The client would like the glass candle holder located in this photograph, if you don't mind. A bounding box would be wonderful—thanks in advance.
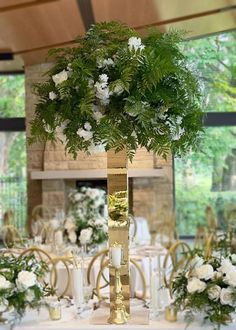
[49,301,61,321]
[165,306,177,322]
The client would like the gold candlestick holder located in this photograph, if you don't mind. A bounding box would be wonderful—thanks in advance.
[165,305,177,322]
[108,266,129,325]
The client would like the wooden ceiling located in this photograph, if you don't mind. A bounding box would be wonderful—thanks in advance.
[0,0,236,72]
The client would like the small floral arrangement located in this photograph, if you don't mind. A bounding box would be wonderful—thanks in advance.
[29,21,203,160]
[0,255,48,318]
[108,191,128,221]
[172,254,236,330]
[64,187,107,246]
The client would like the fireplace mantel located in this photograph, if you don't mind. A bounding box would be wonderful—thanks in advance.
[30,168,165,180]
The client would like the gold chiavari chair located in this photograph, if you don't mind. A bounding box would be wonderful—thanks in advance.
[194,225,209,250]
[49,256,73,298]
[1,224,23,248]
[31,204,52,237]
[87,248,147,302]
[163,240,191,290]
[19,246,53,263]
[157,222,178,249]
[205,205,217,232]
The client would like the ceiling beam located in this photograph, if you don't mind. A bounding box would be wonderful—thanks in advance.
[0,0,60,13]
[134,5,236,31]
[76,0,95,31]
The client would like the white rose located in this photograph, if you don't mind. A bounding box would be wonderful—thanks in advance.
[190,255,204,268]
[25,289,35,302]
[79,228,93,245]
[68,230,77,244]
[77,128,93,141]
[208,285,221,301]
[224,268,236,287]
[220,288,234,306]
[16,271,37,291]
[196,264,214,280]
[218,259,234,274]
[187,277,206,293]
[0,299,8,313]
[52,70,68,86]
[49,91,57,100]
[0,275,11,290]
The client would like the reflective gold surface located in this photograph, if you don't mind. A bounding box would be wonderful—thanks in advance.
[107,149,130,317]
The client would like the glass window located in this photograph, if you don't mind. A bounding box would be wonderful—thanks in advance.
[0,75,25,117]
[175,127,236,236]
[0,75,26,230]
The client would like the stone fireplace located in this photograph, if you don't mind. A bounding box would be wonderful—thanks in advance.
[25,63,173,227]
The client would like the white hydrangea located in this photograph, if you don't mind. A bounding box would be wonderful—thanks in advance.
[128,37,145,52]
[49,91,57,100]
[52,70,68,86]
[0,275,11,290]
[79,228,93,245]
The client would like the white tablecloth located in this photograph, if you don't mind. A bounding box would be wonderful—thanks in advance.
[12,306,235,330]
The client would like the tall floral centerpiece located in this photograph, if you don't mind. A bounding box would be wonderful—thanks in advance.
[64,187,107,247]
[29,21,203,321]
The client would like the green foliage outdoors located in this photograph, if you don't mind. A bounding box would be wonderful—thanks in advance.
[30,21,203,160]
[176,32,236,236]
[0,75,26,229]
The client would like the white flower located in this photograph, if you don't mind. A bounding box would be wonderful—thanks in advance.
[52,70,68,86]
[231,254,236,264]
[223,267,236,286]
[74,193,83,201]
[171,127,185,141]
[87,143,105,154]
[0,299,8,313]
[208,285,221,301]
[113,84,124,95]
[79,228,93,245]
[84,122,92,131]
[49,91,57,100]
[42,120,53,134]
[25,289,35,302]
[67,63,73,71]
[99,74,109,84]
[190,255,204,268]
[88,78,94,87]
[128,37,145,52]
[92,111,104,122]
[77,128,93,141]
[68,230,77,244]
[187,277,206,293]
[0,275,11,290]
[220,287,234,306]
[97,58,115,68]
[16,271,37,291]
[176,116,183,125]
[218,259,234,274]
[196,264,214,280]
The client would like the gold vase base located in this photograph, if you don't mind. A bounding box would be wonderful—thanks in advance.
[0,315,8,325]
[108,309,129,325]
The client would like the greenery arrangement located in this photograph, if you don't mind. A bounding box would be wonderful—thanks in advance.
[64,187,107,246]
[29,21,203,160]
[172,254,236,330]
[0,255,48,318]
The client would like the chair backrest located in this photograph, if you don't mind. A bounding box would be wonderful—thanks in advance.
[163,240,191,290]
[205,205,217,231]
[87,248,147,301]
[194,225,208,249]
[1,224,23,248]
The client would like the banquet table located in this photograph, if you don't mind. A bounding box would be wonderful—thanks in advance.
[11,305,235,330]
